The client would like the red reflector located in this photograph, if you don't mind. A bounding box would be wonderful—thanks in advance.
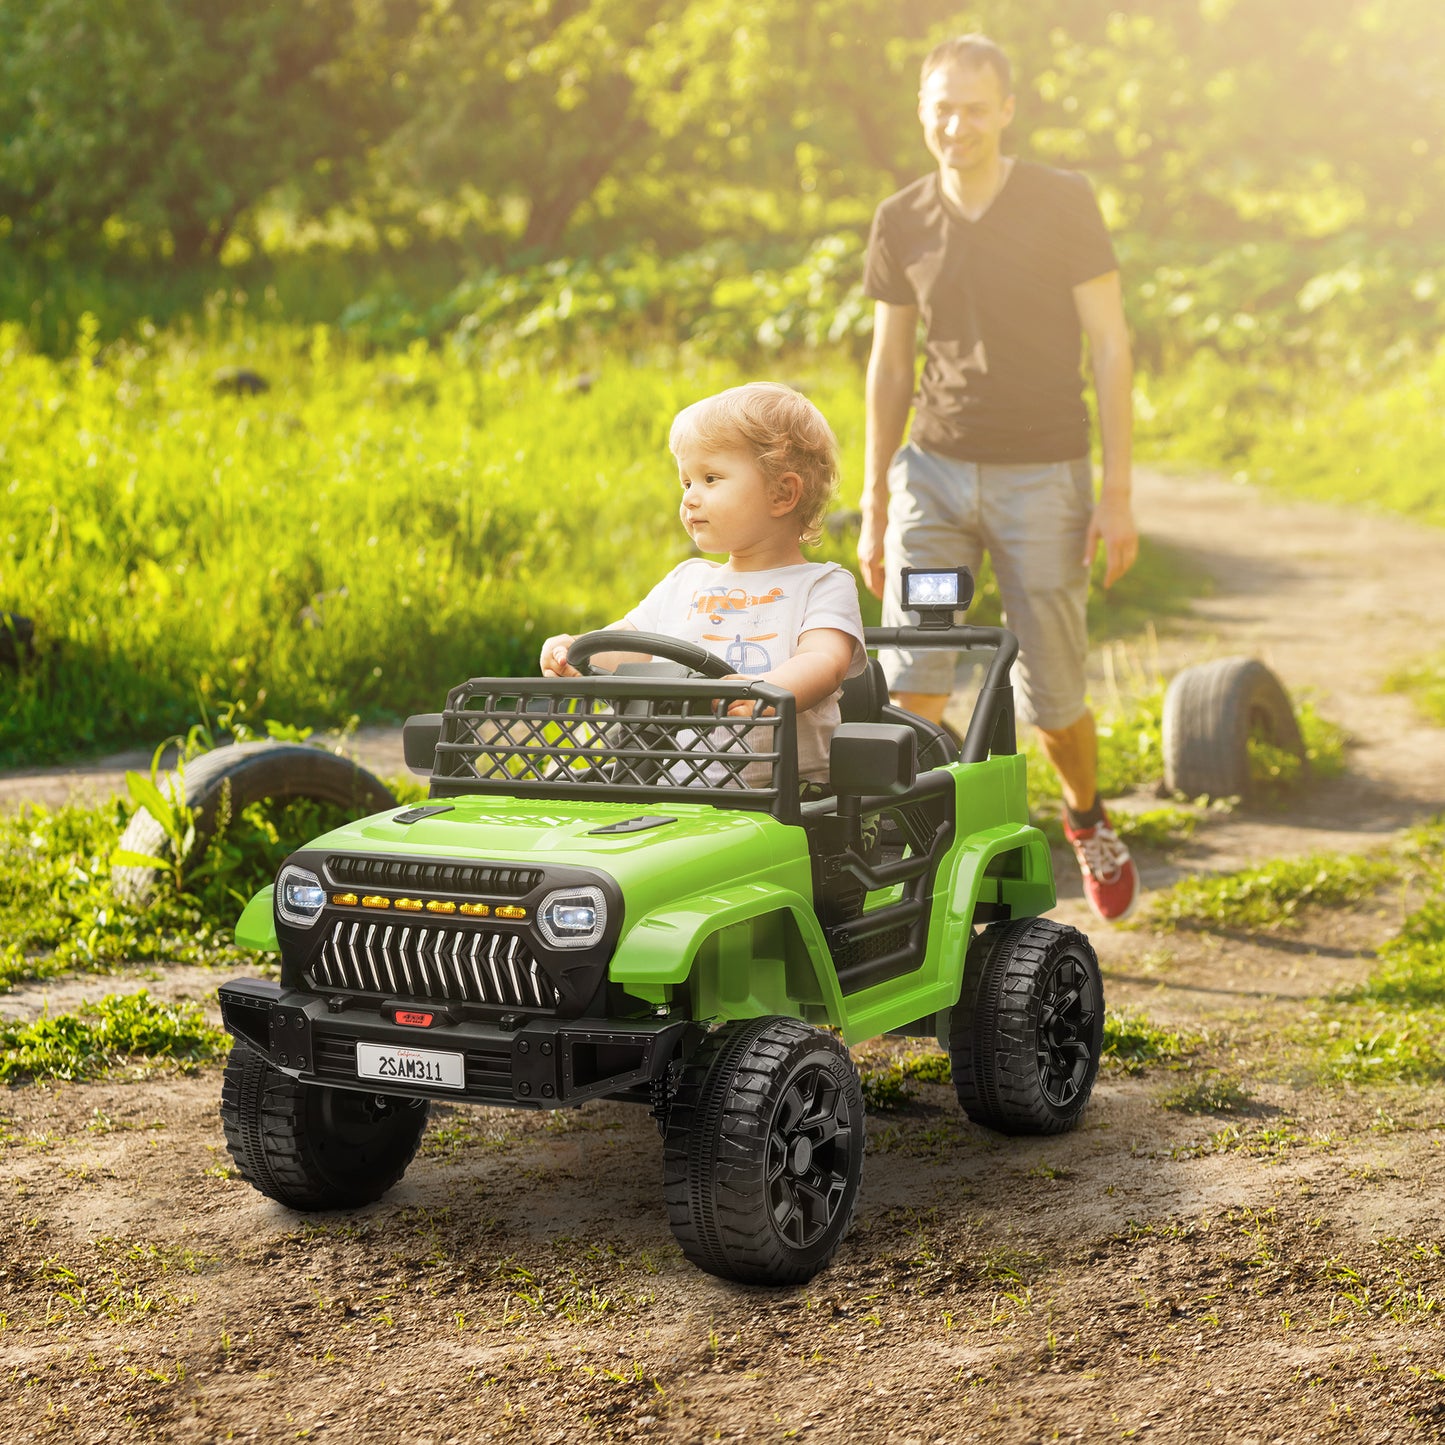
[395,1010,434,1028]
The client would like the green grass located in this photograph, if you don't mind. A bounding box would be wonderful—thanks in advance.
[0,990,228,1083]
[1137,342,1445,529]
[0,315,1215,768]
[1160,1073,1252,1113]
[0,797,232,990]
[861,1013,1200,1103]
[1102,1010,1200,1075]
[1313,841,1445,1082]
[1113,806,1200,850]
[1386,654,1445,727]
[0,758,417,991]
[1146,849,1398,932]
[856,1049,954,1109]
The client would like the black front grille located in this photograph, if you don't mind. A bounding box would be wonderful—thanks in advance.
[324,857,543,898]
[308,919,559,1010]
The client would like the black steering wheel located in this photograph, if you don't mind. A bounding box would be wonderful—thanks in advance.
[567,630,736,681]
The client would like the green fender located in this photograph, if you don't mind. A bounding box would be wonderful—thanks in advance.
[235,885,279,953]
[829,821,1055,1046]
[609,883,844,1027]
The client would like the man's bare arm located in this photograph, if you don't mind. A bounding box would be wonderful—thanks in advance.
[1074,270,1138,589]
[858,300,918,599]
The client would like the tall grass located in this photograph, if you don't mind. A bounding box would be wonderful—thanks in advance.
[0,321,756,761]
[0,318,1205,765]
[1136,342,1445,527]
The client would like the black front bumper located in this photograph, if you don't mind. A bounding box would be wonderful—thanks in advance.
[219,978,691,1108]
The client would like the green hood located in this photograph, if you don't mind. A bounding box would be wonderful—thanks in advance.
[303,795,804,897]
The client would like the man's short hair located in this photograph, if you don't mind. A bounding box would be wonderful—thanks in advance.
[919,33,1012,98]
[670,382,839,547]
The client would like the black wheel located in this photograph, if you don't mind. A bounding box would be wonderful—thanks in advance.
[1161,657,1305,802]
[113,741,396,905]
[219,1045,429,1210]
[663,1018,865,1286]
[950,917,1103,1135]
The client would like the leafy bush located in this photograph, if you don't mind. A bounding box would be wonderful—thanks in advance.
[0,990,228,1083]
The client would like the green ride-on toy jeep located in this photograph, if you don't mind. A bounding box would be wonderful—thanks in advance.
[218,567,1104,1286]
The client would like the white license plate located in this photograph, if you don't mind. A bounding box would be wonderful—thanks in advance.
[356,1041,465,1091]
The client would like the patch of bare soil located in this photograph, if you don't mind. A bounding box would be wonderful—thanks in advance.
[3,469,1445,1443]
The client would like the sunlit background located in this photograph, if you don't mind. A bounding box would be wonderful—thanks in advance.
[2,0,1443,759]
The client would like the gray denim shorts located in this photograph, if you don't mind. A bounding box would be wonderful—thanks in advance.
[880,442,1094,731]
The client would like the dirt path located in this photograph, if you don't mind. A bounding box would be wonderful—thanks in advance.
[3,468,1445,1444]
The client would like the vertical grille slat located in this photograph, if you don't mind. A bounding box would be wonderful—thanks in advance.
[486,934,506,1000]
[468,932,488,1003]
[450,933,469,1000]
[307,919,557,1010]
[504,936,524,1001]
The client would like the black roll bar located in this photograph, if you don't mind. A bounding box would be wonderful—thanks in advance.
[862,624,1019,765]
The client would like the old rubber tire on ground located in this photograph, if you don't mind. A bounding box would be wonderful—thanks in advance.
[1161,656,1305,802]
[950,917,1103,1136]
[663,1017,866,1286]
[220,1045,429,1210]
[113,741,396,905]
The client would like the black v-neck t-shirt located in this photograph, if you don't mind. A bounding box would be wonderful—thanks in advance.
[863,162,1117,464]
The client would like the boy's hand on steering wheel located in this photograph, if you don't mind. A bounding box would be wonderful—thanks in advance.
[540,634,580,677]
[720,673,775,718]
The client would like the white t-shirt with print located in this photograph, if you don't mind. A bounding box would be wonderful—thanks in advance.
[623,559,867,783]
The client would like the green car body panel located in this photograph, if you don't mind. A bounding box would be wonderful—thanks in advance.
[232,755,1049,1046]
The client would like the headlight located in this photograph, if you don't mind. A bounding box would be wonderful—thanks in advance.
[277,864,327,928]
[537,886,607,949]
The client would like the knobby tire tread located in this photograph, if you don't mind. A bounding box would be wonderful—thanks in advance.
[1162,657,1303,802]
[663,1018,864,1286]
[220,1045,427,1211]
[950,917,1102,1137]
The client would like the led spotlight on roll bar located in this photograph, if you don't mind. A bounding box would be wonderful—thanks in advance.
[900,566,975,629]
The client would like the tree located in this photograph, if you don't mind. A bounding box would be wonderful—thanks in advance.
[0,0,419,262]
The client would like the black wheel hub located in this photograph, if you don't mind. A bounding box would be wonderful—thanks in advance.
[1034,952,1100,1108]
[765,1063,854,1250]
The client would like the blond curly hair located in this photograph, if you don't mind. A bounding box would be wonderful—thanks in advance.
[669,382,840,546]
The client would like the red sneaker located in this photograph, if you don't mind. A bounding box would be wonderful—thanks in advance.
[1062,807,1140,923]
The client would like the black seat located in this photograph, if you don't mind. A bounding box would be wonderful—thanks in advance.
[839,658,889,724]
[839,658,958,769]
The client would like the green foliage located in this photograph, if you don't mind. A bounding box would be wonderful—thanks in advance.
[1113,807,1199,852]
[856,1049,952,1110]
[1148,850,1398,933]
[1315,869,1445,1084]
[0,322,750,761]
[1025,684,1167,809]
[0,772,396,990]
[1138,342,1445,527]
[0,0,412,263]
[1386,655,1445,728]
[1159,1073,1251,1114]
[1102,1010,1198,1075]
[5,1,1443,272]
[0,990,228,1083]
[0,798,235,990]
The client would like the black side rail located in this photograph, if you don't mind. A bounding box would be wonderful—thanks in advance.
[862,624,1019,764]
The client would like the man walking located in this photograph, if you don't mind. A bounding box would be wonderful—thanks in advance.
[857,33,1140,922]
